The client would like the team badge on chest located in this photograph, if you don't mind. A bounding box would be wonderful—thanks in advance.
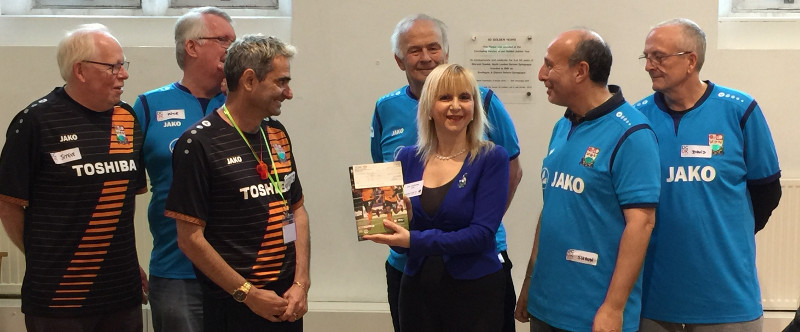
[708,134,724,155]
[114,125,129,145]
[579,146,599,168]
[273,143,287,162]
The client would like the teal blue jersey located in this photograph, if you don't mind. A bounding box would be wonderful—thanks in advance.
[528,86,661,332]
[133,83,226,279]
[635,82,780,323]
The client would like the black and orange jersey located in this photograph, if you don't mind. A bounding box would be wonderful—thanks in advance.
[165,111,303,298]
[361,188,374,201]
[0,87,146,317]
[381,186,398,202]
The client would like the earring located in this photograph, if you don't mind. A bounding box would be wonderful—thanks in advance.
[428,116,432,120]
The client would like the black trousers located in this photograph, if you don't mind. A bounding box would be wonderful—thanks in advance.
[25,304,142,332]
[387,252,516,332]
[399,256,505,332]
[203,277,302,332]
[529,315,571,332]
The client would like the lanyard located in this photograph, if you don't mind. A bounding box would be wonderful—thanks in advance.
[222,105,287,206]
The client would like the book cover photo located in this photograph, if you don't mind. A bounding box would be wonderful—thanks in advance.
[349,162,409,241]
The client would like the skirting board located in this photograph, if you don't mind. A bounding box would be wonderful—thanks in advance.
[0,300,794,331]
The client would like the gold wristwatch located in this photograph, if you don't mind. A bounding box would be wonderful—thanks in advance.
[232,281,252,302]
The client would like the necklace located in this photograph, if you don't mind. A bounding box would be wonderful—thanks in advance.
[434,148,467,160]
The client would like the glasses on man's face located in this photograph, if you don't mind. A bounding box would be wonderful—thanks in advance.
[198,36,234,48]
[638,51,692,68]
[82,60,130,75]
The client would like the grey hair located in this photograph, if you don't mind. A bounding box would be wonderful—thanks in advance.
[416,64,493,163]
[174,6,232,69]
[391,14,448,59]
[653,18,706,71]
[57,23,117,82]
[224,34,296,92]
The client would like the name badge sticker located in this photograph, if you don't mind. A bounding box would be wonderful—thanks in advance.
[282,212,297,244]
[155,109,186,122]
[566,249,598,266]
[51,147,82,165]
[681,145,712,158]
[404,181,423,197]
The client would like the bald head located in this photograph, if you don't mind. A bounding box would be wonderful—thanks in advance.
[557,29,613,84]
[539,29,613,110]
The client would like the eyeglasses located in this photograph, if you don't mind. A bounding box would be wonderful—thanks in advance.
[638,51,692,67]
[198,36,234,48]
[82,60,130,75]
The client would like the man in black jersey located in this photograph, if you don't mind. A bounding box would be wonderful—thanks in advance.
[0,24,147,332]
[167,35,309,332]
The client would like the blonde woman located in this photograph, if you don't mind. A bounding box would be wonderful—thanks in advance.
[365,64,509,332]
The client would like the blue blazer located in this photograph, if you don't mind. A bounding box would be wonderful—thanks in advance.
[394,145,509,280]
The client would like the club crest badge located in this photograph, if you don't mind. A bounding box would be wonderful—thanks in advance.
[114,125,129,145]
[708,134,724,155]
[579,146,599,167]
[273,144,287,162]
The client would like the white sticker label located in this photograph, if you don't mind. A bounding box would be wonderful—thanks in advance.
[156,109,185,122]
[50,147,82,165]
[283,223,297,244]
[566,249,598,266]
[681,145,712,158]
[404,181,423,197]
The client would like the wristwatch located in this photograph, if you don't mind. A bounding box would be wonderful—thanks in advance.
[232,281,252,302]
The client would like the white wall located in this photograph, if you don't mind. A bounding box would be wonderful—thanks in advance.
[0,0,798,308]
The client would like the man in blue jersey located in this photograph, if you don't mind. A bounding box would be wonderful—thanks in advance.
[132,7,235,332]
[515,29,661,332]
[634,18,781,332]
[370,13,523,332]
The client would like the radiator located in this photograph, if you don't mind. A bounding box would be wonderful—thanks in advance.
[758,178,800,311]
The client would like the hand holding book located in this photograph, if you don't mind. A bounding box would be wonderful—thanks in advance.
[349,162,410,241]
[362,217,410,247]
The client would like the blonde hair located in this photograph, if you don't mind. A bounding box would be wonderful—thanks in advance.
[416,63,493,163]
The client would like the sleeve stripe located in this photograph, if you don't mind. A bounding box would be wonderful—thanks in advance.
[621,202,658,209]
[747,171,782,185]
[740,100,758,130]
[609,124,652,172]
[165,210,206,227]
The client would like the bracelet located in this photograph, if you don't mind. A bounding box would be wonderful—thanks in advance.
[294,281,307,292]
